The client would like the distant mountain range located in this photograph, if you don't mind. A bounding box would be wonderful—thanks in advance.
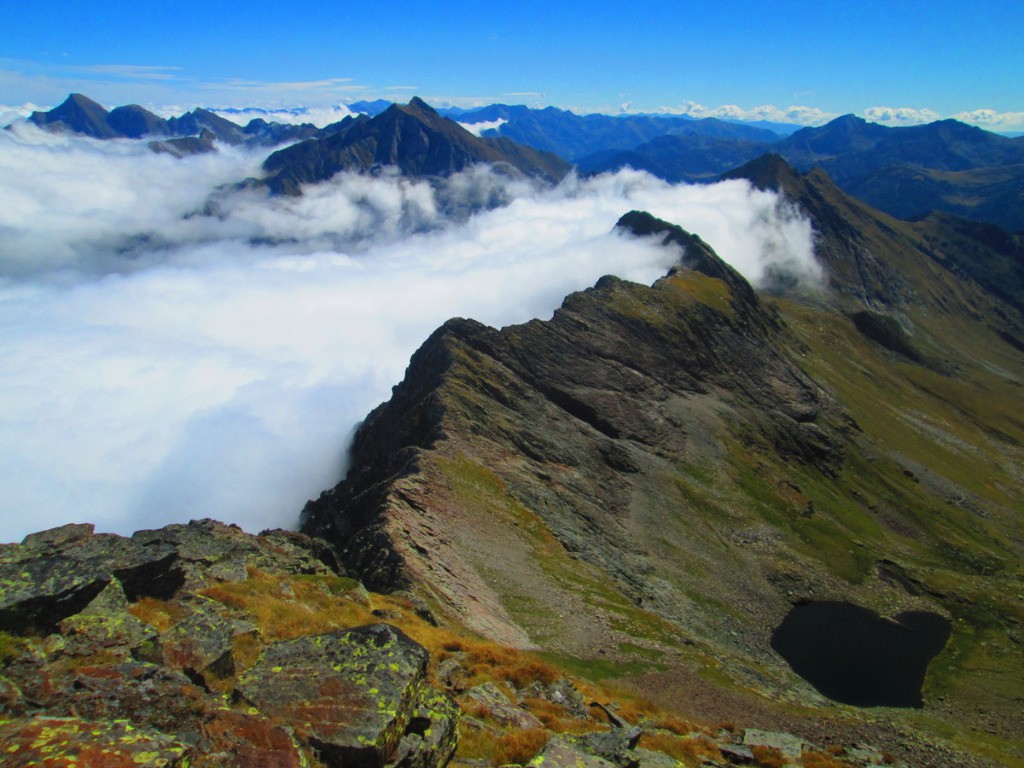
[25,93,322,151]
[21,93,1024,231]
[579,114,1024,231]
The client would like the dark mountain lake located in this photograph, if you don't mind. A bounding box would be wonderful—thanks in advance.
[770,600,951,707]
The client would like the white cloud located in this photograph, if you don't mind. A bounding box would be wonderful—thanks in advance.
[949,108,1024,133]
[654,101,838,126]
[863,106,941,126]
[0,126,818,542]
[457,118,507,136]
[0,102,45,126]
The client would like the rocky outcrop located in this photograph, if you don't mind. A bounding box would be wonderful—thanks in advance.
[0,717,191,767]
[238,624,458,768]
[0,521,458,768]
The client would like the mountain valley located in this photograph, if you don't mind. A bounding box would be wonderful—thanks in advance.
[2,94,1023,768]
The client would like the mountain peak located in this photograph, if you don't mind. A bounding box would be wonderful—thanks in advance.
[29,92,119,138]
[406,96,438,115]
[720,153,803,194]
[616,210,762,315]
[830,113,868,127]
[64,93,107,111]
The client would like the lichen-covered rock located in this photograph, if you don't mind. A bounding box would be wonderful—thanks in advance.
[150,603,235,683]
[0,524,180,633]
[0,519,468,766]
[57,581,157,657]
[741,729,803,762]
[130,518,336,590]
[0,673,23,714]
[570,725,643,768]
[236,623,457,768]
[194,710,308,768]
[389,684,460,768]
[0,715,190,767]
[529,736,618,768]
[463,681,543,729]
[0,519,340,639]
[632,747,684,768]
[520,678,589,720]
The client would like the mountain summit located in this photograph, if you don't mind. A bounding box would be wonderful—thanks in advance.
[261,97,571,194]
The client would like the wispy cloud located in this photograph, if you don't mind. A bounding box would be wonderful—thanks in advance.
[211,77,367,93]
[76,64,183,81]
[457,118,508,136]
[210,104,358,128]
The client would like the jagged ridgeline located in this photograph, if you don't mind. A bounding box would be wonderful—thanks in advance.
[302,158,1024,765]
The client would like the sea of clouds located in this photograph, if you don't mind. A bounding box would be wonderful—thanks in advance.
[0,122,819,542]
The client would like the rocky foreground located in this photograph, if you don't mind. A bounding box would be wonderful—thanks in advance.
[1,520,913,768]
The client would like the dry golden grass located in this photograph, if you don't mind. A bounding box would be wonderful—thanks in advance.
[520,698,604,734]
[601,695,657,725]
[127,597,188,632]
[396,617,561,692]
[231,631,264,673]
[458,725,550,766]
[751,745,785,768]
[649,714,696,735]
[640,732,722,766]
[198,569,376,642]
[801,751,848,768]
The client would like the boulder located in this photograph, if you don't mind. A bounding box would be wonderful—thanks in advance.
[0,716,190,766]
[194,710,307,768]
[571,725,644,768]
[57,580,157,657]
[236,623,457,768]
[741,729,803,761]
[150,603,235,684]
[463,681,543,729]
[530,736,619,768]
[0,524,180,633]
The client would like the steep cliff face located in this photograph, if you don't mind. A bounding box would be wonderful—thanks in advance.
[302,165,1024,764]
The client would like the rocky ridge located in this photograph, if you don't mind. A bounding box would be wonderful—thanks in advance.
[301,161,1024,765]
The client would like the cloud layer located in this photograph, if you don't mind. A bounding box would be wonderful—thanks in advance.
[653,101,838,126]
[0,125,818,542]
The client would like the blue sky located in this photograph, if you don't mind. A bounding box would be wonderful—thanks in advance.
[1,0,1022,129]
